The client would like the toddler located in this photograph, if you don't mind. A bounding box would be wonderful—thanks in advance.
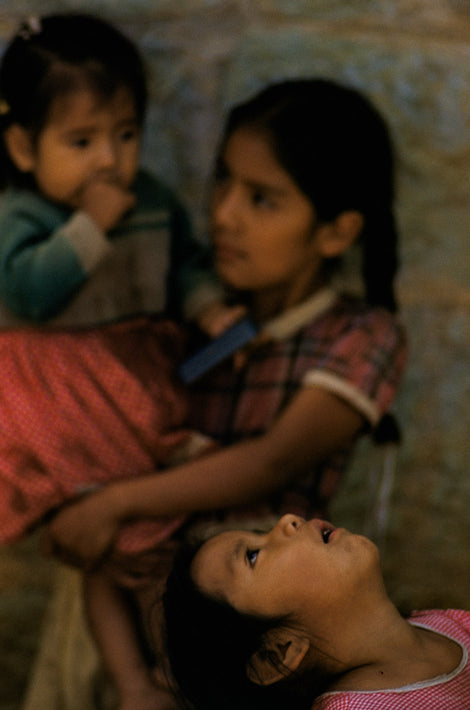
[0,13,241,710]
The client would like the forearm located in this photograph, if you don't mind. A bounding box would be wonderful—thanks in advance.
[46,388,364,565]
[0,212,110,319]
[103,394,361,523]
[45,433,295,565]
[107,387,362,524]
[105,435,287,523]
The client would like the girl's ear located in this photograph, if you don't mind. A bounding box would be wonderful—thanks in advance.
[4,124,36,173]
[316,210,364,258]
[246,628,310,686]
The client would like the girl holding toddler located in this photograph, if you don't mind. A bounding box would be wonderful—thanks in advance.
[47,77,407,710]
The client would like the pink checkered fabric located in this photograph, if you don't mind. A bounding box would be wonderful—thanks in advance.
[313,609,470,709]
[0,316,190,553]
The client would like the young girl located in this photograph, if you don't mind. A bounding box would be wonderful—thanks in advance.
[163,514,470,710]
[45,78,408,709]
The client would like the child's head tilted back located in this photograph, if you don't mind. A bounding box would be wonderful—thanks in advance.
[0,13,147,192]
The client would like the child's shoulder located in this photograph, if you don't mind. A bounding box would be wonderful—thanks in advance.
[0,186,69,224]
[409,609,470,643]
[307,291,405,336]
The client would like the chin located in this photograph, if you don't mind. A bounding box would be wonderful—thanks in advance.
[215,266,246,291]
[359,533,380,556]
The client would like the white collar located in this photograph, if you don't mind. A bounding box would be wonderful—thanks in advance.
[261,287,338,341]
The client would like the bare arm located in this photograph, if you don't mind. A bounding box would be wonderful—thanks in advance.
[46,387,363,566]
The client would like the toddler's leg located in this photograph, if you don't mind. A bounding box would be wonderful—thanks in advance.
[84,570,176,710]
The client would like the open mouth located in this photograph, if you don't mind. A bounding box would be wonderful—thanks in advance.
[310,519,336,543]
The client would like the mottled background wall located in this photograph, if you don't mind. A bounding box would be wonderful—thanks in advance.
[0,0,470,706]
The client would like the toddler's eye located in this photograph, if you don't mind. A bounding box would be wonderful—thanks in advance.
[246,548,259,568]
[71,137,90,149]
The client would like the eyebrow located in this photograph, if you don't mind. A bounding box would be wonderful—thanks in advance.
[218,155,289,198]
[244,179,287,197]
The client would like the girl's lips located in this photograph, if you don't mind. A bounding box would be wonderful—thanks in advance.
[213,241,244,262]
[309,518,337,542]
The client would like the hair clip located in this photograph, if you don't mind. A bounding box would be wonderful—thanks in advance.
[18,15,42,41]
[0,100,10,116]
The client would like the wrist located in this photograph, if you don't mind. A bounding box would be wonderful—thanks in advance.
[98,481,132,523]
[81,208,112,234]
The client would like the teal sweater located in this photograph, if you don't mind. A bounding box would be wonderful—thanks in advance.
[0,170,219,324]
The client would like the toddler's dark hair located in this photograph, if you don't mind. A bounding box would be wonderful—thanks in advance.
[0,13,147,188]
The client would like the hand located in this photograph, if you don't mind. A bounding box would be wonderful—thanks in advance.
[197,302,247,338]
[43,489,120,569]
[78,177,136,232]
[233,330,272,370]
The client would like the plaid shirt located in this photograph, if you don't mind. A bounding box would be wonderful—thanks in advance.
[314,609,470,709]
[189,293,407,521]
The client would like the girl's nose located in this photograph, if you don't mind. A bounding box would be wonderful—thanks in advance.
[212,184,240,231]
[272,514,304,539]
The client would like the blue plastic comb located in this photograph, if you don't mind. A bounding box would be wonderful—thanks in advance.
[179,317,258,383]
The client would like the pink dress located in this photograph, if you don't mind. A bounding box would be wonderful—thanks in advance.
[0,315,193,554]
[313,609,470,709]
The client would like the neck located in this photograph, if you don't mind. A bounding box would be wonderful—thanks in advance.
[252,272,327,322]
[322,603,462,693]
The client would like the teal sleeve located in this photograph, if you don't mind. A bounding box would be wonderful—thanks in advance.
[0,193,104,321]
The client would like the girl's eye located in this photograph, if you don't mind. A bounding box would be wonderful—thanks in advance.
[251,190,275,209]
[246,549,259,568]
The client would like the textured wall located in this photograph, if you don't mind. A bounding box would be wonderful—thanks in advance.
[0,0,470,703]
